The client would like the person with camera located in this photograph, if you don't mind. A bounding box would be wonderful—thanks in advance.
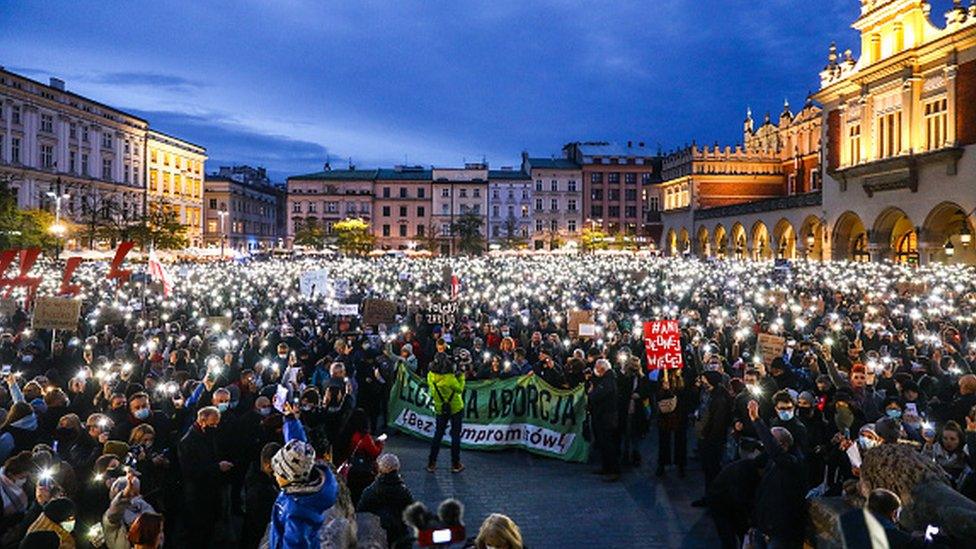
[427,339,466,474]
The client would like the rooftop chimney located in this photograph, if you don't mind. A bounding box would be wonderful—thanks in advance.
[49,77,65,91]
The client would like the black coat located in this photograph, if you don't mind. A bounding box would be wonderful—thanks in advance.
[357,472,415,546]
[751,418,807,539]
[242,462,279,549]
[178,423,224,506]
[588,372,619,431]
[699,388,732,443]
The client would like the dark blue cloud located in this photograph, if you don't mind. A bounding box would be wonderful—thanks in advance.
[128,109,329,182]
[89,72,204,91]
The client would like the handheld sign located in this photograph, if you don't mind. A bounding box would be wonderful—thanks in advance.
[643,320,683,371]
[756,333,786,367]
[32,297,82,331]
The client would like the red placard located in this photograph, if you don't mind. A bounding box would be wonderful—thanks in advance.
[643,320,683,371]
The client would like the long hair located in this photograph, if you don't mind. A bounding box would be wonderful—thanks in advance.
[0,402,33,431]
[128,512,164,546]
[475,513,523,549]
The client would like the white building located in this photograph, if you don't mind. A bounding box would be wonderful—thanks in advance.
[487,168,532,247]
[521,155,583,250]
[431,164,489,255]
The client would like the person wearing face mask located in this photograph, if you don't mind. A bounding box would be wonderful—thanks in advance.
[0,451,32,528]
[747,399,807,549]
[691,370,732,506]
[110,393,170,447]
[21,496,76,548]
[178,406,233,549]
[770,390,810,461]
[706,438,764,549]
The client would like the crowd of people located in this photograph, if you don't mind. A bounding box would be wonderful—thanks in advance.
[0,253,973,548]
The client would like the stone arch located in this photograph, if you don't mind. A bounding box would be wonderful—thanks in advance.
[772,218,797,259]
[696,226,711,257]
[832,211,868,261]
[713,224,728,258]
[872,207,917,264]
[678,227,690,255]
[922,201,975,264]
[750,220,771,260]
[799,215,825,260]
[730,222,748,259]
[666,229,678,256]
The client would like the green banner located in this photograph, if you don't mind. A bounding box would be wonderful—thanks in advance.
[388,365,590,463]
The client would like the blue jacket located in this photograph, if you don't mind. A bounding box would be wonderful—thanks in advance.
[268,417,339,549]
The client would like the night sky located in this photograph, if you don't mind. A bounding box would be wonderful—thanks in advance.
[0,1,959,181]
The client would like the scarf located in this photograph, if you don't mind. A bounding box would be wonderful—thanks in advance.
[0,470,28,516]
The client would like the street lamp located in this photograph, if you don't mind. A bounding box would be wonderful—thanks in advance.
[806,230,815,249]
[217,210,228,258]
[944,240,955,257]
[46,190,70,260]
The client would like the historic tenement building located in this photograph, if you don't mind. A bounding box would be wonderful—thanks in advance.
[204,173,279,251]
[814,0,976,264]
[146,130,207,247]
[661,0,975,264]
[487,168,533,248]
[522,155,583,251]
[0,68,151,249]
[373,166,432,251]
[285,168,374,248]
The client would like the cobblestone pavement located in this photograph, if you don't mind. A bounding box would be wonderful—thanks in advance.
[385,431,720,548]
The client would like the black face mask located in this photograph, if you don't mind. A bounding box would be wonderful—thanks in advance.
[55,427,77,442]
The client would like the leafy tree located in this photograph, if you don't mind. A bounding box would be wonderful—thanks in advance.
[499,216,527,250]
[134,204,189,250]
[580,227,609,253]
[333,218,374,255]
[610,233,638,251]
[451,212,485,255]
[543,229,564,251]
[418,220,441,253]
[293,217,327,249]
[0,176,59,251]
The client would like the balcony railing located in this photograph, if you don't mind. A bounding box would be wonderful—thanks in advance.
[694,191,822,221]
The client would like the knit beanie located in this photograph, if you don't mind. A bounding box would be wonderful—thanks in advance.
[271,439,316,484]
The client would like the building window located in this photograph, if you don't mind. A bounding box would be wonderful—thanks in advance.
[124,163,130,183]
[591,205,603,217]
[382,225,391,237]
[625,189,637,201]
[507,188,514,199]
[590,172,603,184]
[550,198,558,211]
[876,111,901,159]
[608,189,620,201]
[81,153,88,175]
[473,188,481,198]
[492,205,499,218]
[11,106,21,125]
[326,202,337,213]
[535,179,542,191]
[924,98,948,151]
[417,206,425,217]
[399,206,407,217]
[399,187,407,198]
[848,124,861,165]
[535,219,544,232]
[417,225,425,237]
[535,198,543,211]
[591,189,603,201]
[102,158,112,180]
[550,180,558,192]
[69,124,76,139]
[648,196,659,212]
[608,206,620,217]
[10,137,20,164]
[441,204,449,215]
[522,189,528,199]
[308,202,317,213]
[550,219,557,231]
[492,225,500,237]
[417,187,425,199]
[399,225,407,237]
[292,202,300,212]
[211,198,219,209]
[521,205,528,218]
[567,219,577,232]
[40,114,53,133]
[608,172,620,184]
[383,187,391,198]
[568,199,577,212]
[624,173,636,184]
[40,144,54,168]
[567,180,577,192]
[625,206,637,218]
[459,189,467,198]
[641,173,651,184]
[69,151,76,172]
[382,206,391,217]
[810,169,821,191]
[102,132,113,149]
[492,189,499,199]
[788,174,796,194]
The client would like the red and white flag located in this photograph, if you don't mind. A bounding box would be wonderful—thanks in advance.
[147,249,173,297]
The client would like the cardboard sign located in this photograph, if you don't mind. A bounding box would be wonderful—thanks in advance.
[0,298,16,317]
[643,320,683,371]
[756,333,786,367]
[207,316,233,331]
[894,281,928,295]
[567,310,595,337]
[362,298,397,326]
[31,296,82,331]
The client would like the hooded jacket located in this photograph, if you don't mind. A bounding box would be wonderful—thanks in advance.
[268,417,338,549]
[427,371,465,416]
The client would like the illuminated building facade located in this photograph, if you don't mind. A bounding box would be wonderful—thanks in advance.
[146,130,206,247]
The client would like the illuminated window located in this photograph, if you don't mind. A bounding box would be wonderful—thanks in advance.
[848,124,861,165]
[924,98,948,151]
[876,112,901,158]
[895,230,918,265]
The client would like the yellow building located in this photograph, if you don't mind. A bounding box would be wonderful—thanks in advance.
[146,130,207,247]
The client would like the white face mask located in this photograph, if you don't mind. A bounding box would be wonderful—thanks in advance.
[60,519,75,533]
[13,477,27,487]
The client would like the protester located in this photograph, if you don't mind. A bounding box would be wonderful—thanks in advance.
[587,358,620,481]
[426,343,466,474]
[357,453,414,548]
[473,513,523,549]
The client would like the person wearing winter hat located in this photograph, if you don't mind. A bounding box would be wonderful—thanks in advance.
[268,402,338,549]
[22,497,76,548]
